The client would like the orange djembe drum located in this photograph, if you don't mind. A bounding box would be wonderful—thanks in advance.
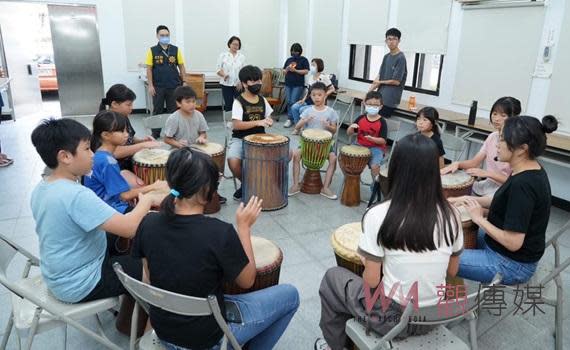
[191,142,226,214]
[300,129,333,194]
[339,145,371,207]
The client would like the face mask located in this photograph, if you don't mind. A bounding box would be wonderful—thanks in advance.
[159,36,170,45]
[292,52,300,57]
[365,106,380,115]
[310,66,317,74]
[247,83,262,94]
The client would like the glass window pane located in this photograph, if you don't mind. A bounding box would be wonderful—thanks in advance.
[403,52,415,87]
[353,45,366,79]
[419,54,442,91]
[367,45,384,80]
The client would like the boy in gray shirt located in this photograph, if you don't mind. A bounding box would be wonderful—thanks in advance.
[164,86,209,148]
[369,28,407,118]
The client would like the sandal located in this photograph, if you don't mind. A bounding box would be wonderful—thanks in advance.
[0,158,14,167]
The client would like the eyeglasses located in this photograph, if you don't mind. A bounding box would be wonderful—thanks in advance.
[385,37,399,42]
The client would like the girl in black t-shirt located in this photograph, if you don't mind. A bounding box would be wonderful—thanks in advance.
[416,106,445,168]
[132,148,299,349]
[450,115,558,285]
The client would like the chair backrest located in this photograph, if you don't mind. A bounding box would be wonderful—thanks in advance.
[441,132,467,162]
[385,119,401,143]
[143,114,170,135]
[261,69,274,97]
[184,73,206,99]
[270,68,285,86]
[0,233,39,293]
[113,263,242,350]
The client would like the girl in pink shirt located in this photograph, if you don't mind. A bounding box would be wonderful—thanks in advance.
[441,97,521,196]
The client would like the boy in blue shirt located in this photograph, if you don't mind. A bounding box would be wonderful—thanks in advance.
[30,118,162,303]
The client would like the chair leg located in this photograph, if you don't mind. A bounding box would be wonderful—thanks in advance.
[130,302,139,350]
[466,311,478,350]
[24,308,42,350]
[0,311,14,350]
[555,279,563,350]
[60,325,67,350]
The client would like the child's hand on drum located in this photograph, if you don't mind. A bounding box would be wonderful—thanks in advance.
[236,196,263,230]
[466,168,487,178]
[144,141,162,149]
[441,162,459,175]
[143,135,156,141]
[151,180,169,192]
[463,197,484,224]
[179,140,189,147]
[196,135,207,144]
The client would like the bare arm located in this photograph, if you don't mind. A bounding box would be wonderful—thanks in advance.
[232,119,266,131]
[363,258,382,288]
[114,142,158,159]
[178,64,186,85]
[234,225,257,289]
[378,79,401,86]
[100,195,154,238]
[164,136,187,149]
[439,156,445,169]
[146,67,153,87]
[446,255,460,277]
[119,180,167,202]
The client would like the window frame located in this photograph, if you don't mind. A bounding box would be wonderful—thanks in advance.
[348,44,444,96]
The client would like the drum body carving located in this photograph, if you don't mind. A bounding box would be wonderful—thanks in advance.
[458,206,478,249]
[224,236,283,294]
[300,129,333,194]
[339,145,371,207]
[133,149,171,185]
[242,134,289,211]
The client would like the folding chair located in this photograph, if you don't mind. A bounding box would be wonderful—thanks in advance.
[346,274,502,350]
[441,132,467,162]
[0,234,121,350]
[113,263,241,350]
[142,114,170,140]
[330,93,356,149]
[477,219,570,350]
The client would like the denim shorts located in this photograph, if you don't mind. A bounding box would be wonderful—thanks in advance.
[227,138,243,160]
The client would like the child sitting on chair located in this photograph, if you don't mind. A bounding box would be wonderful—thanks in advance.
[132,147,299,349]
[346,91,388,183]
[30,118,162,304]
[228,65,274,201]
[288,82,338,200]
[163,86,209,149]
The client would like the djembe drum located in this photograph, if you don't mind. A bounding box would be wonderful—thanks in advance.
[300,129,333,194]
[457,205,478,249]
[191,142,226,214]
[331,222,364,276]
[441,170,474,198]
[133,149,171,185]
[242,134,289,211]
[224,236,283,294]
[339,145,371,207]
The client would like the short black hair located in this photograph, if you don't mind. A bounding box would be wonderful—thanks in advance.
[31,118,91,169]
[385,28,401,39]
[238,65,263,83]
[290,43,303,55]
[100,84,136,111]
[502,115,558,159]
[312,58,324,72]
[364,91,383,103]
[174,86,197,102]
[310,81,327,93]
[156,25,169,34]
[227,36,241,49]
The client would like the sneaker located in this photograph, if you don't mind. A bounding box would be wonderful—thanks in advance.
[233,187,242,201]
[320,188,338,200]
[291,129,300,135]
[314,338,330,350]
[218,195,227,205]
[288,184,301,197]
[283,120,293,128]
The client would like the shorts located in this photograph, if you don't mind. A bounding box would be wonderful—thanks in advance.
[227,138,243,160]
[79,252,143,302]
[369,147,385,167]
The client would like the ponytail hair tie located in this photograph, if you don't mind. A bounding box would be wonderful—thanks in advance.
[170,189,180,198]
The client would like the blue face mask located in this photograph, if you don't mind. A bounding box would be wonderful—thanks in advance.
[159,36,170,45]
[365,106,381,115]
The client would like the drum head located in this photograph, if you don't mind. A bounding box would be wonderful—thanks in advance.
[191,142,224,156]
[331,222,362,263]
[301,129,332,141]
[457,205,473,223]
[340,145,371,157]
[244,133,289,145]
[441,170,472,188]
[133,149,171,165]
[252,236,282,269]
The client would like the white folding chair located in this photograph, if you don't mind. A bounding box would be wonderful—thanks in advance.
[331,93,356,149]
[0,234,121,350]
[441,132,467,162]
[142,114,170,140]
[113,263,242,350]
[346,274,502,350]
[477,219,570,350]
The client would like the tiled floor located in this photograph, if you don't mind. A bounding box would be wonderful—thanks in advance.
[0,109,569,350]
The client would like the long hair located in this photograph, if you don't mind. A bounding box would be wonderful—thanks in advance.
[99,84,136,111]
[91,110,127,151]
[160,148,219,217]
[376,133,459,252]
[416,106,440,136]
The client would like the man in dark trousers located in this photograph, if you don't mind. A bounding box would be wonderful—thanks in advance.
[145,25,186,138]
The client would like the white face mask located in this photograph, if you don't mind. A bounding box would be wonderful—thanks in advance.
[310,65,317,75]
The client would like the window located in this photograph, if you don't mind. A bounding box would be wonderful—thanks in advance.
[349,44,444,96]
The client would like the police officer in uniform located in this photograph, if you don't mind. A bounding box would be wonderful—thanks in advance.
[145,25,186,138]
